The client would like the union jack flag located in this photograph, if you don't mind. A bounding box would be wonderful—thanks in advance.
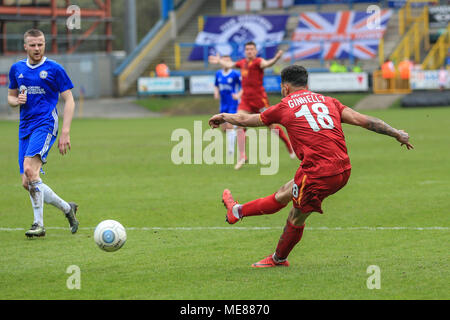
[283,9,392,61]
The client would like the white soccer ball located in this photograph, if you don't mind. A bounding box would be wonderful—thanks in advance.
[94,220,127,252]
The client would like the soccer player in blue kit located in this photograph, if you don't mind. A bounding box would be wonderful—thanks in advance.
[214,56,241,156]
[7,29,79,238]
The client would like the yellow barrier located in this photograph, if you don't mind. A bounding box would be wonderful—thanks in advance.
[221,0,227,15]
[379,37,385,67]
[399,7,405,35]
[422,24,450,70]
[174,42,181,70]
[390,6,429,65]
[198,15,204,32]
[398,0,437,35]
[373,70,412,94]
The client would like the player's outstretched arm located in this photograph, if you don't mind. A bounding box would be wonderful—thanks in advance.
[341,107,414,150]
[58,89,76,155]
[260,50,283,69]
[208,54,235,69]
[209,113,264,128]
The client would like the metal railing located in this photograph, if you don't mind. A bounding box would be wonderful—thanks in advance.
[422,24,450,70]
[398,0,438,35]
[389,5,429,64]
[372,70,412,94]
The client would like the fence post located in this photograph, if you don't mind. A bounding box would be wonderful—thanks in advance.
[406,1,412,26]
[320,40,324,67]
[221,0,227,15]
[349,40,354,66]
[198,15,204,32]
[379,37,384,67]
[424,6,430,51]
[174,43,181,70]
[414,23,420,63]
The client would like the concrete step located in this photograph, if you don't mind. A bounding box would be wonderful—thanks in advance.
[354,93,404,110]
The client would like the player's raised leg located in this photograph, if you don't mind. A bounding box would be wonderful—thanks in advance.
[222,179,294,224]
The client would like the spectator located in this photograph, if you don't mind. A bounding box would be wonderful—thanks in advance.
[338,60,348,72]
[398,58,412,79]
[381,58,395,89]
[155,60,170,78]
[352,59,362,73]
[398,58,413,89]
[329,60,340,73]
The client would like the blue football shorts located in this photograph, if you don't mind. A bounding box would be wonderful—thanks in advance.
[220,103,238,114]
[18,128,57,174]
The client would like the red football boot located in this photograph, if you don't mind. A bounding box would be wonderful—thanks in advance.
[222,189,240,224]
[251,255,290,268]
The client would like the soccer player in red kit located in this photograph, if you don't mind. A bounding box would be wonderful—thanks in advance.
[209,42,295,170]
[209,65,413,268]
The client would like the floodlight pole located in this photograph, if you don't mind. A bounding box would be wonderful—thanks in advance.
[124,0,137,54]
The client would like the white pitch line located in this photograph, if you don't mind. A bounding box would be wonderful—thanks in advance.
[0,226,448,231]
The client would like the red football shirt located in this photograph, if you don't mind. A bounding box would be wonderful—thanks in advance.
[260,89,351,178]
[235,57,267,100]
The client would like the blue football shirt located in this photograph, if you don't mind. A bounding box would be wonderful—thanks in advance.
[215,69,241,109]
[9,57,74,139]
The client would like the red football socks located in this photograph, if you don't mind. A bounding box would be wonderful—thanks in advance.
[275,220,305,260]
[239,193,286,218]
[272,125,294,153]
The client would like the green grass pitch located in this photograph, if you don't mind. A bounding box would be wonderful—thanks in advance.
[0,105,449,300]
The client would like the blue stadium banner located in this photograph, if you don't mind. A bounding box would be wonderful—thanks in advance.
[263,75,282,93]
[189,15,289,61]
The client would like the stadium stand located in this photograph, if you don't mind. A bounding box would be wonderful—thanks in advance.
[114,0,209,96]
[141,1,401,73]
[115,0,448,96]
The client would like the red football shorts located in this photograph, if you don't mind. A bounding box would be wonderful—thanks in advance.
[292,168,351,214]
[238,96,270,114]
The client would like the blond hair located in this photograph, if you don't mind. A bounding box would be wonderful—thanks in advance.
[24,29,45,43]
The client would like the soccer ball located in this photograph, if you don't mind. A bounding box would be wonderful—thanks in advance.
[94,220,127,252]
